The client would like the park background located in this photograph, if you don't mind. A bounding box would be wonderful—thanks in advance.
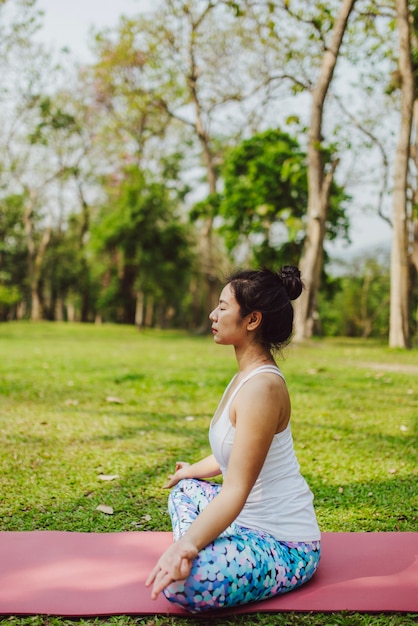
[0,3,417,625]
[0,0,417,347]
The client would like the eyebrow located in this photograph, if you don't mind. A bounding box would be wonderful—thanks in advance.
[219,299,228,305]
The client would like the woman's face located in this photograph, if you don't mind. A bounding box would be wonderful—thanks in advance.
[209,284,248,346]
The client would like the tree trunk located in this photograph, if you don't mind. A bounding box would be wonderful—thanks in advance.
[16,301,26,320]
[78,183,91,323]
[145,295,154,327]
[135,291,144,327]
[67,302,76,322]
[294,0,357,341]
[23,191,52,322]
[187,7,222,330]
[389,0,414,348]
[410,101,418,345]
[30,289,42,322]
[55,297,65,322]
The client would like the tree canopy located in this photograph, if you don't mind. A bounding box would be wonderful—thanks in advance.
[0,0,416,345]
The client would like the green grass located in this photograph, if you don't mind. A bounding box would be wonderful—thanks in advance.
[0,322,417,626]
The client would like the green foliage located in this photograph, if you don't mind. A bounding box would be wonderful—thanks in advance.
[0,284,21,305]
[217,128,307,265]
[190,192,222,221]
[90,164,195,325]
[90,16,184,157]
[318,254,391,339]
[0,323,417,626]
[0,194,27,261]
[40,214,97,321]
[0,0,41,53]
[27,96,80,145]
[0,0,415,345]
[0,193,28,319]
[215,128,348,267]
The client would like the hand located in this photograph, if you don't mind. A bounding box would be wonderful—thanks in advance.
[163,461,191,489]
[145,538,198,599]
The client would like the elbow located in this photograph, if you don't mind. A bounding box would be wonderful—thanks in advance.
[219,483,249,517]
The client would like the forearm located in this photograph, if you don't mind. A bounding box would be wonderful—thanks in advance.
[180,484,246,551]
[181,454,221,480]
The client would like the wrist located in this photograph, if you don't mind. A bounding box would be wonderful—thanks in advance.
[177,533,199,552]
[179,467,192,480]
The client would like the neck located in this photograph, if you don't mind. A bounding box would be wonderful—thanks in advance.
[234,343,274,374]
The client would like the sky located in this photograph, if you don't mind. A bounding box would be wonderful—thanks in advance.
[34,0,393,260]
[35,0,151,60]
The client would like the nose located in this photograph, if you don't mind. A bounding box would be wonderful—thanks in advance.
[209,307,217,322]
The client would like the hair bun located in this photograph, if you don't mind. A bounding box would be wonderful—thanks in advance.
[278,266,303,300]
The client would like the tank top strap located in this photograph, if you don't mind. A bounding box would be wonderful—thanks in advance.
[245,364,285,381]
[227,365,285,407]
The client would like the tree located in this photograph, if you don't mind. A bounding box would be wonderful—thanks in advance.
[39,216,84,321]
[91,164,195,326]
[0,0,51,320]
[211,127,348,267]
[318,252,390,338]
[91,1,282,327]
[227,0,360,338]
[0,193,27,320]
[292,0,357,340]
[2,0,414,336]
[409,3,418,345]
[389,0,415,348]
[19,94,91,320]
[0,0,103,321]
[34,87,113,322]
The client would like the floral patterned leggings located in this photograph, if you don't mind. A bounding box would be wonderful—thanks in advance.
[163,478,321,613]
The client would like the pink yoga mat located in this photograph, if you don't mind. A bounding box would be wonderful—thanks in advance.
[0,531,417,616]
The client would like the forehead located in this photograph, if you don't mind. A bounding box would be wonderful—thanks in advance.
[219,283,236,304]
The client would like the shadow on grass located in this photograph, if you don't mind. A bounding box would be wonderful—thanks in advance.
[4,453,416,533]
[305,472,417,532]
[295,417,417,466]
[0,461,173,533]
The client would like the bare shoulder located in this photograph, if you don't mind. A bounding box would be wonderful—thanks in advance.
[232,371,290,431]
[242,371,288,399]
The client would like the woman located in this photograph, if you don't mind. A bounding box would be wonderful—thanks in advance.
[146,266,320,612]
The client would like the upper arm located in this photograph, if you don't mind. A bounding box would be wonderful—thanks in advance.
[179,376,289,551]
[222,375,289,500]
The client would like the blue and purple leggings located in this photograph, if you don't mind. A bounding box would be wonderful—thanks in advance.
[163,478,321,613]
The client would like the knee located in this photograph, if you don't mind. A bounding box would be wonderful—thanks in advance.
[162,545,230,612]
[163,575,226,613]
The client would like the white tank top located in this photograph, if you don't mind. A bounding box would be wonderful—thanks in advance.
[209,365,320,542]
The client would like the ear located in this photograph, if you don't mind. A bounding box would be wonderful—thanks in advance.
[246,310,262,331]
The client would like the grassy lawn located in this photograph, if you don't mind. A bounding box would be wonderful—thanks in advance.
[0,321,417,626]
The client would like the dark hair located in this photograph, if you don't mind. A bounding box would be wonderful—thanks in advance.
[227,266,303,352]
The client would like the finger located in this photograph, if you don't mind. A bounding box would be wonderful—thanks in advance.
[151,571,173,599]
[178,557,192,579]
[145,565,160,587]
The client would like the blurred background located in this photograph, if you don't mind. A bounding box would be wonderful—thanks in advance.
[0,0,416,346]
